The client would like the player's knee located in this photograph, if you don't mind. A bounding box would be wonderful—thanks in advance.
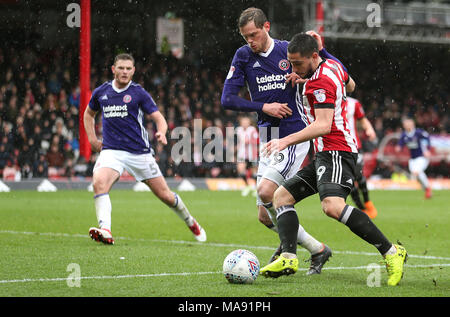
[257,184,274,204]
[321,198,342,220]
[92,177,109,194]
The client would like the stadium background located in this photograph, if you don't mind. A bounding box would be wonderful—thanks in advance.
[0,0,449,191]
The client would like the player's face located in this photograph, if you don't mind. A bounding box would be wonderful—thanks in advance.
[402,119,415,131]
[112,59,135,87]
[240,117,251,129]
[287,51,317,79]
[239,21,271,53]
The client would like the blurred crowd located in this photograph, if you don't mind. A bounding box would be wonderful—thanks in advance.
[0,44,448,180]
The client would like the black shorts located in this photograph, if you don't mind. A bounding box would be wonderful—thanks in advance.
[354,152,365,183]
[282,151,358,202]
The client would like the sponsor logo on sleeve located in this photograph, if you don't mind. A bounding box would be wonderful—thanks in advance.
[226,66,235,80]
[313,89,326,103]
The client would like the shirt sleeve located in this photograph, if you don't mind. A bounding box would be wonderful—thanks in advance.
[221,48,264,112]
[141,89,158,114]
[398,133,405,147]
[420,130,431,149]
[309,77,337,109]
[354,100,365,120]
[88,88,101,111]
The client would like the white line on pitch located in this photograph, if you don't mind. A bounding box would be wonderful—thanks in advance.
[0,263,449,285]
[1,229,450,261]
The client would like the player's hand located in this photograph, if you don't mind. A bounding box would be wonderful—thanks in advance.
[394,145,401,152]
[306,30,323,50]
[365,127,377,141]
[90,139,103,152]
[424,150,431,159]
[262,102,292,119]
[155,131,167,145]
[261,138,288,157]
[286,72,307,87]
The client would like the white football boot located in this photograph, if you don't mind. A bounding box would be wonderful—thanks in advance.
[188,219,207,242]
[89,227,115,245]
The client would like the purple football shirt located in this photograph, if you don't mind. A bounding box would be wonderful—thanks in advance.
[398,128,431,159]
[221,39,307,141]
[88,80,158,154]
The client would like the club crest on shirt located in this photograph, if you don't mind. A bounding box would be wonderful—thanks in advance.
[313,89,326,103]
[278,59,289,71]
[123,94,132,103]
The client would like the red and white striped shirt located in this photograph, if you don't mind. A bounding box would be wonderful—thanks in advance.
[346,96,365,150]
[301,59,357,153]
[236,125,259,161]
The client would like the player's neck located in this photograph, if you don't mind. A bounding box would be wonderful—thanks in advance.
[262,37,273,53]
[307,56,324,78]
[315,56,324,70]
[259,37,274,57]
[112,79,131,92]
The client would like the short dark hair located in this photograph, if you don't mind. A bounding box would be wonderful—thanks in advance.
[288,33,319,57]
[238,7,268,29]
[114,53,135,65]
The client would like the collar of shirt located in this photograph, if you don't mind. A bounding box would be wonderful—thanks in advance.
[258,37,274,58]
[112,79,132,93]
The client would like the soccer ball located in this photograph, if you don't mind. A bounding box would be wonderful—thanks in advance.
[223,249,260,284]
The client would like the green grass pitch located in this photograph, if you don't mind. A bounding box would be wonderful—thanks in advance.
[0,189,448,297]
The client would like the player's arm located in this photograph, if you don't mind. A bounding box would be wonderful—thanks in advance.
[83,107,102,152]
[150,111,168,145]
[263,107,334,155]
[421,130,432,158]
[149,110,168,145]
[358,117,376,141]
[221,50,292,119]
[306,30,356,92]
[395,134,405,152]
[221,82,292,119]
[346,76,356,93]
[140,88,168,146]
[307,30,348,73]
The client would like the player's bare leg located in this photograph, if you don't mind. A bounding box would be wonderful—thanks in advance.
[89,167,120,245]
[143,176,206,242]
[257,178,279,226]
[412,171,432,199]
[238,162,252,196]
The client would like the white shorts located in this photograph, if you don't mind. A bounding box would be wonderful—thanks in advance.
[93,149,162,181]
[256,141,310,205]
[408,156,429,174]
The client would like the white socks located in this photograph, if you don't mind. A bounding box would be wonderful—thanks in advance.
[297,224,324,255]
[94,192,194,232]
[384,244,397,256]
[94,193,112,231]
[417,172,429,190]
[171,192,194,227]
